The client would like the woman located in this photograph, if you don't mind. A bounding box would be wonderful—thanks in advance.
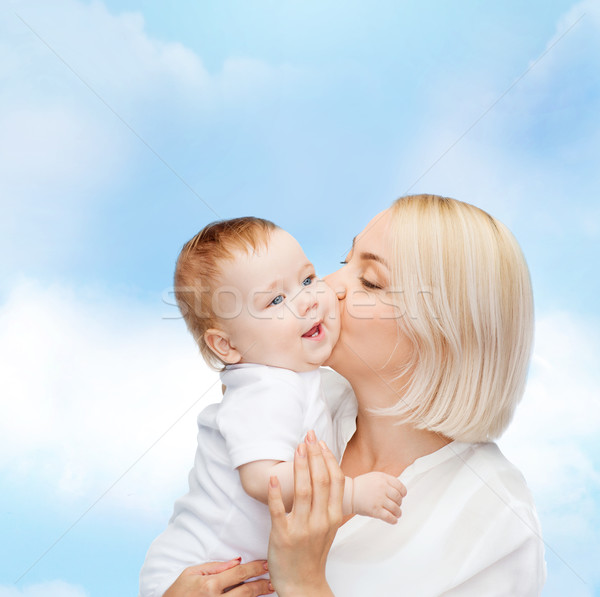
[164,194,546,596]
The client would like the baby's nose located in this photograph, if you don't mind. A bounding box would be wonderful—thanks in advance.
[298,285,318,313]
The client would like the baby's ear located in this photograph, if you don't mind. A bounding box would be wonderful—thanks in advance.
[204,329,241,364]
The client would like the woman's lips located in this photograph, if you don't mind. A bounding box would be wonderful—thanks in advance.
[301,323,324,340]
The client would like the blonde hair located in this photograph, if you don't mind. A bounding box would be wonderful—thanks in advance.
[379,194,534,442]
[174,217,278,370]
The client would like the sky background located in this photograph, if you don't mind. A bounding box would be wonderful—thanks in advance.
[1,0,599,595]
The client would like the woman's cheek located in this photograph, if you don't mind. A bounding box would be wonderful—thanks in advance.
[344,289,379,322]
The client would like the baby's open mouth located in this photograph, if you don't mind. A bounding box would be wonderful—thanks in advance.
[302,323,322,339]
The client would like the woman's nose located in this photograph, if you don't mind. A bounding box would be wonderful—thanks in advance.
[324,269,347,300]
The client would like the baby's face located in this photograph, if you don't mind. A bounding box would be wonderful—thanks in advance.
[215,229,340,372]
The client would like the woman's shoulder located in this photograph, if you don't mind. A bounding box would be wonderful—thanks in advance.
[457,442,536,505]
[441,443,546,591]
[437,441,542,546]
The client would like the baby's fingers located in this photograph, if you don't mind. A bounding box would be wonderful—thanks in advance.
[390,477,407,497]
[385,478,407,505]
[375,506,400,525]
[383,498,402,519]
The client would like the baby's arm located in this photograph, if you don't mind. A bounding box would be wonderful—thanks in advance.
[238,460,296,511]
[238,458,407,523]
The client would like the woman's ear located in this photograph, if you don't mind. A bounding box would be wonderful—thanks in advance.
[204,328,242,364]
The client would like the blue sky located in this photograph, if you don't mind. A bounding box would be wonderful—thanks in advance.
[1,0,599,595]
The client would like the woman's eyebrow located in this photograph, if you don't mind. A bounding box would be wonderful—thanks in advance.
[360,251,389,268]
[353,235,389,268]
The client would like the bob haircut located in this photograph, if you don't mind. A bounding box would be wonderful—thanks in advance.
[174,216,278,370]
[378,194,534,442]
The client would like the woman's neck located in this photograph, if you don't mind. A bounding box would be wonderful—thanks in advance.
[341,378,452,478]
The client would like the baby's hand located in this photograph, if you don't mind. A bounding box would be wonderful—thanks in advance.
[352,472,407,524]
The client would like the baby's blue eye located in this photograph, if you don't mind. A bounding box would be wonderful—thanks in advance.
[270,295,284,306]
[302,276,314,286]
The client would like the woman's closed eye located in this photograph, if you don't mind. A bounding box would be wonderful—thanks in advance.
[360,276,382,290]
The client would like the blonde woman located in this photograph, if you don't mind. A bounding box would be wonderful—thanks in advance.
[164,194,546,597]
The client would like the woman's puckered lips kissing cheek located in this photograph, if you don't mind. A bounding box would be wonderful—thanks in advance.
[324,210,412,381]
[214,228,340,372]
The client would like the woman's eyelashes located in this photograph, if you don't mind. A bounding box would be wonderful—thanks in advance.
[359,276,382,290]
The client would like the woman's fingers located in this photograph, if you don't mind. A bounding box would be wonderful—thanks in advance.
[266,433,340,596]
[267,475,287,528]
[185,558,242,576]
[165,560,273,596]
[211,560,272,593]
[227,578,274,596]
[305,430,331,516]
[291,441,312,523]
[319,440,345,525]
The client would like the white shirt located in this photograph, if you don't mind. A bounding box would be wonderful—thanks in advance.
[322,369,547,596]
[138,364,336,597]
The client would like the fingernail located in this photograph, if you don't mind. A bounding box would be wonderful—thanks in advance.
[306,430,316,443]
[263,561,269,571]
[297,443,306,458]
[270,475,278,487]
[234,556,242,563]
[319,440,328,451]
[268,581,274,592]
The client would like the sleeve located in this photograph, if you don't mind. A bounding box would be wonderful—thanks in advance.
[319,367,357,460]
[217,368,306,468]
[319,367,356,420]
[441,501,547,596]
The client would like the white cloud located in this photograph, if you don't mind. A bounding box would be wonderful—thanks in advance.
[498,310,600,593]
[0,0,302,279]
[400,0,600,230]
[553,0,600,40]
[0,278,222,516]
[0,580,87,597]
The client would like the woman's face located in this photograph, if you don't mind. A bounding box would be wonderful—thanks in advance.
[324,209,413,387]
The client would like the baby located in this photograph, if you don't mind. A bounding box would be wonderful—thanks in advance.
[139,217,406,597]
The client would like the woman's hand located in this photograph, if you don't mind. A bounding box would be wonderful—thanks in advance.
[163,558,273,596]
[267,430,344,597]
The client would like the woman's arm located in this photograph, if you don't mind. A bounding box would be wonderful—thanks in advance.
[267,430,344,597]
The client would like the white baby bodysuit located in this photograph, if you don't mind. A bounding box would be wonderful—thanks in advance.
[138,363,336,597]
